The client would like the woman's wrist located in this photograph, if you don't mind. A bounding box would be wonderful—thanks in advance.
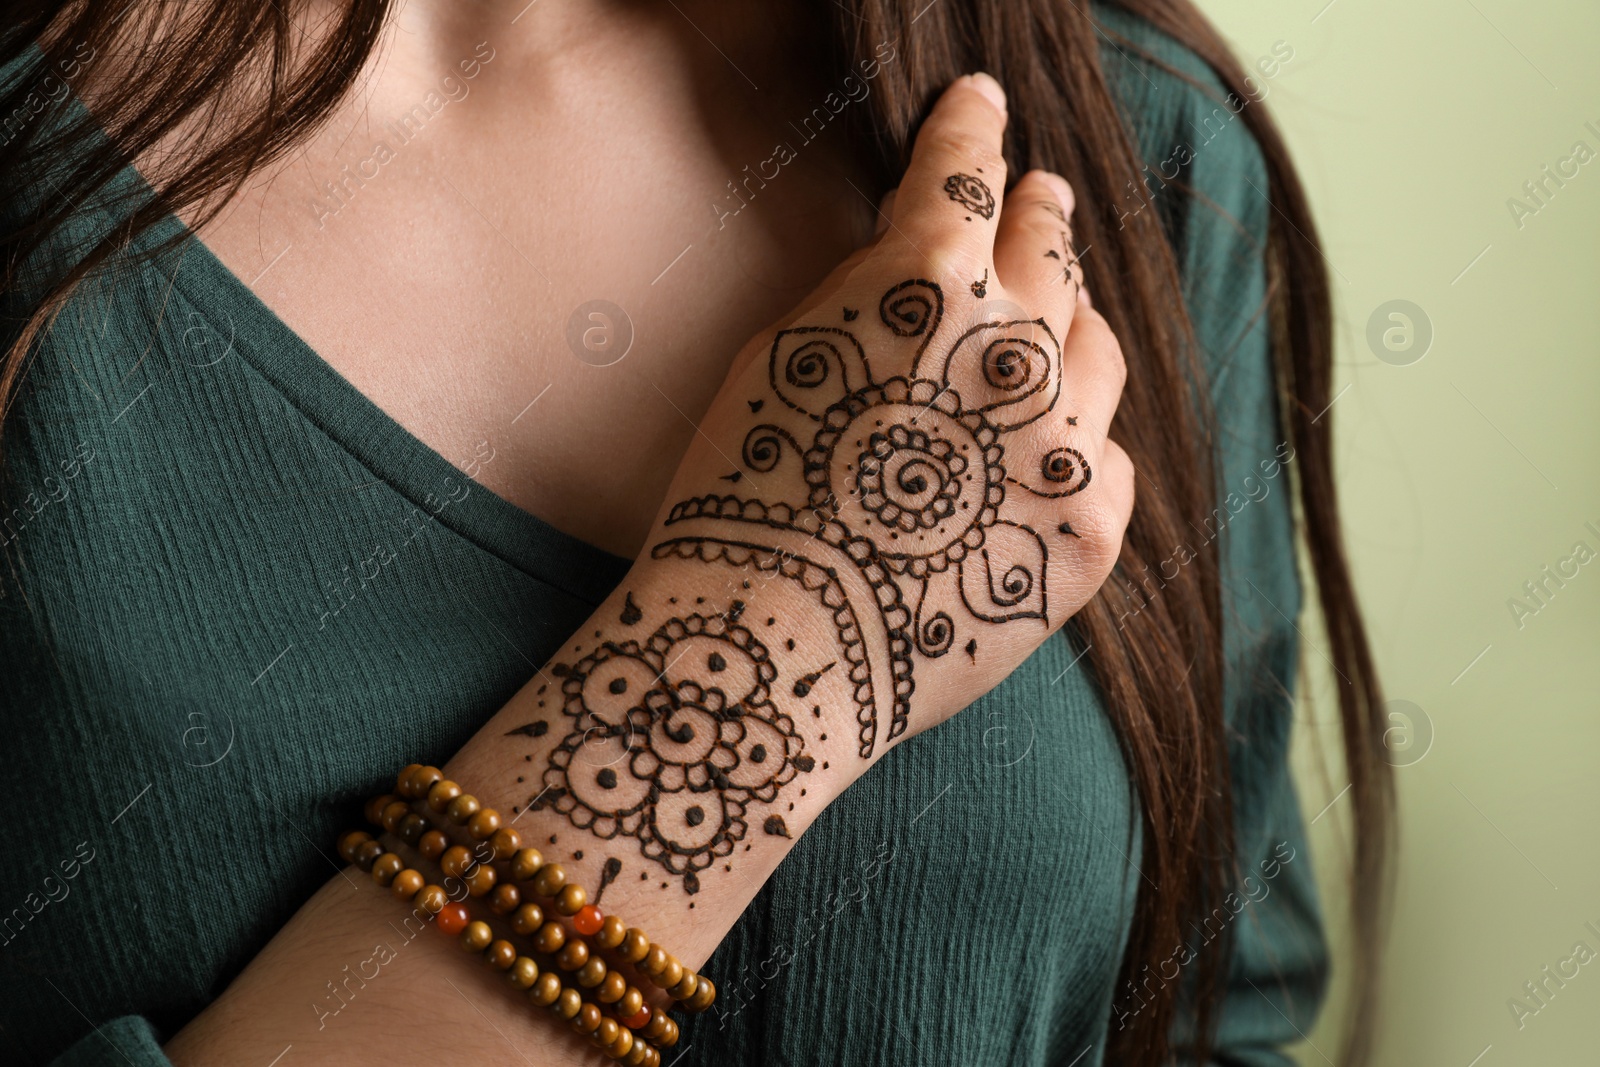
[443,559,879,970]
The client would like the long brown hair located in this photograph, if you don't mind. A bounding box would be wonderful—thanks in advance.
[0,2,1390,1062]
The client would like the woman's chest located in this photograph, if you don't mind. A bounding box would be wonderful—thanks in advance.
[196,34,877,558]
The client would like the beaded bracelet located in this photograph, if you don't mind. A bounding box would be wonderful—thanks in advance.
[338,827,662,1065]
[383,764,717,1015]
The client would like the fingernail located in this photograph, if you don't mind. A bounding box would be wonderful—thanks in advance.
[968,73,1007,116]
[1043,172,1075,216]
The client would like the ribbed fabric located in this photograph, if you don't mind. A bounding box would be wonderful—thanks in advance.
[0,8,1327,1065]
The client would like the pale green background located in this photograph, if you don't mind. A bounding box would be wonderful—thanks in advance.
[1195,0,1600,1063]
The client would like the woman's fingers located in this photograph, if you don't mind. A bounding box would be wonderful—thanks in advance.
[882,73,1009,269]
[1056,305,1128,442]
[995,170,1082,307]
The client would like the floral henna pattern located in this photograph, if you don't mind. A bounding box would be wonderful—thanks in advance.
[523,278,1082,894]
[534,613,807,892]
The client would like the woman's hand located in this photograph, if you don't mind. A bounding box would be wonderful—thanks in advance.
[165,73,1132,1067]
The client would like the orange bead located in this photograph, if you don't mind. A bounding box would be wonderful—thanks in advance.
[622,1005,651,1030]
[435,902,470,936]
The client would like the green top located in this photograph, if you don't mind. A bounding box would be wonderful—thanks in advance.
[0,9,1326,1065]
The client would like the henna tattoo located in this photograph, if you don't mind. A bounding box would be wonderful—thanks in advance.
[506,721,549,738]
[1058,521,1081,539]
[594,857,622,904]
[944,173,995,219]
[741,424,801,473]
[1010,446,1091,498]
[532,612,810,892]
[521,277,1080,894]
[721,471,743,483]
[971,269,988,299]
[620,592,642,625]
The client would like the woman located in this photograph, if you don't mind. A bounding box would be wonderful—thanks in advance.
[0,2,1389,1065]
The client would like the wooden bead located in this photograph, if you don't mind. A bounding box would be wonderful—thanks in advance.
[556,939,589,970]
[618,930,649,963]
[446,793,481,825]
[622,1039,649,1067]
[364,794,397,826]
[572,1002,602,1035]
[596,915,626,949]
[529,971,562,1007]
[593,1017,620,1048]
[640,946,668,977]
[465,863,497,897]
[531,863,566,899]
[411,766,444,798]
[507,956,539,989]
[656,957,684,990]
[397,813,429,845]
[426,779,462,813]
[639,1046,661,1067]
[413,884,448,915]
[484,939,517,970]
[643,1011,671,1042]
[440,845,474,879]
[489,883,521,916]
[380,800,410,833]
[337,830,372,863]
[511,902,545,936]
[353,839,384,871]
[467,808,501,840]
[510,848,544,882]
[418,830,450,861]
[670,971,699,1000]
[489,827,523,862]
[459,920,493,952]
[370,853,404,886]
[395,765,424,797]
[608,1027,633,1060]
[555,987,582,1020]
[685,975,716,1013]
[556,883,587,916]
[654,1015,679,1048]
[596,971,626,1004]
[617,987,644,1019]
[390,868,425,901]
[576,958,607,988]
[533,920,566,954]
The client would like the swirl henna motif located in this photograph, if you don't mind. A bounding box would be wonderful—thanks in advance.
[522,278,1080,894]
[944,173,996,219]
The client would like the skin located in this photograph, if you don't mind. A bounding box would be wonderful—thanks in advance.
[159,3,1134,1064]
